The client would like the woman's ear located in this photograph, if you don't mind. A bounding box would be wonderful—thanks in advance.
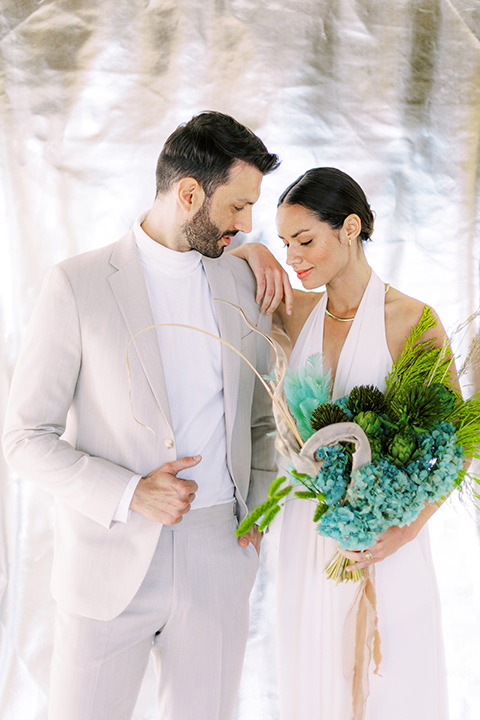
[342,214,362,246]
[176,176,205,216]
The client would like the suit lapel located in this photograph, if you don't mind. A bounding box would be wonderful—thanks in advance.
[202,257,242,443]
[108,234,173,430]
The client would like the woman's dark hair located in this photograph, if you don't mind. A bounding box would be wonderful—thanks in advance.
[278,167,374,241]
[155,111,280,197]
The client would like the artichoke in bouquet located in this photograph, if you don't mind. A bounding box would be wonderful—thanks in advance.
[353,410,383,437]
[387,429,418,467]
[352,410,384,463]
[367,435,383,463]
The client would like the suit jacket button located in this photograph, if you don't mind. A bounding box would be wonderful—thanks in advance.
[163,438,174,449]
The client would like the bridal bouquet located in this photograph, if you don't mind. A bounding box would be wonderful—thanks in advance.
[236,306,480,582]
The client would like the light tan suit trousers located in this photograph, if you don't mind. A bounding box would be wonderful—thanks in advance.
[49,502,259,720]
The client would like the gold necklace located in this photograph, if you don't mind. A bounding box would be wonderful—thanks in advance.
[325,283,390,322]
[325,307,355,322]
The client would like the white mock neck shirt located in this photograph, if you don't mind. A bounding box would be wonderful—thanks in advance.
[133,212,234,509]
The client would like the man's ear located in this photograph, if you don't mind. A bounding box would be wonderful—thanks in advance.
[176,176,205,216]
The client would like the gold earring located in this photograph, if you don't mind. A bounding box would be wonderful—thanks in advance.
[348,237,352,246]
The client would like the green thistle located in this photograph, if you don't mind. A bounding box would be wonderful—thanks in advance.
[311,403,350,431]
[347,385,388,415]
[429,382,457,415]
[389,383,445,432]
[387,429,418,467]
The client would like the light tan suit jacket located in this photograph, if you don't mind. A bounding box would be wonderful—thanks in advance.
[3,231,275,620]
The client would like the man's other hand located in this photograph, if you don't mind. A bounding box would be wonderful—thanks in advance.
[130,456,201,524]
[237,524,262,554]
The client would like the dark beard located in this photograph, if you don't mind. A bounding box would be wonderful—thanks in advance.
[183,199,237,258]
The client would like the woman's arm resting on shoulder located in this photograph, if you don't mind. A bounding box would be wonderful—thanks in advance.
[229,242,293,316]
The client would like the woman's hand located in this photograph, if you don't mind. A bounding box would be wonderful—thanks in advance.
[341,501,439,572]
[340,524,416,572]
[229,242,293,316]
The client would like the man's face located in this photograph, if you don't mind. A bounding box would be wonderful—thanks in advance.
[183,196,226,258]
[183,161,263,258]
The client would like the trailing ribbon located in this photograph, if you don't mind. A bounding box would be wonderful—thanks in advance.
[343,565,382,720]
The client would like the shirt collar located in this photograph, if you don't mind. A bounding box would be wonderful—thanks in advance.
[134,210,203,277]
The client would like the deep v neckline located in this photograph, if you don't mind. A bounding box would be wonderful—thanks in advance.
[293,277,371,395]
[322,298,357,394]
[328,276,372,397]
[289,270,391,401]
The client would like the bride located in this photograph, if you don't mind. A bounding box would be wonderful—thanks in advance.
[235,167,451,719]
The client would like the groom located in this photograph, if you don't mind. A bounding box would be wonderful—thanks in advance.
[3,111,282,719]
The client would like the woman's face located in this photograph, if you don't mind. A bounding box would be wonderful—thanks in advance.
[276,203,350,289]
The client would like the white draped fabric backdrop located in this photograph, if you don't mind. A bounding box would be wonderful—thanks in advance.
[1,1,479,718]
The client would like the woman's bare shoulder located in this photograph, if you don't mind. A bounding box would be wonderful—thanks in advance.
[385,287,446,359]
[385,287,424,322]
[288,289,323,337]
[274,289,324,348]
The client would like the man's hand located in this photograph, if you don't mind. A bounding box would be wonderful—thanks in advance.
[130,455,201,524]
[229,242,293,316]
[237,524,263,554]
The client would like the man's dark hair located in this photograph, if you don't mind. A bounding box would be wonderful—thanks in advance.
[155,111,280,197]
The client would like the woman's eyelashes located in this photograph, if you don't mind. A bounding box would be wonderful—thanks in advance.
[282,239,313,249]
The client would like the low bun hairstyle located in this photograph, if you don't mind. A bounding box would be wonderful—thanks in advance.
[278,167,374,242]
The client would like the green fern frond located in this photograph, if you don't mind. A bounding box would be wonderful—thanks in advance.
[448,390,480,458]
[453,467,467,490]
[385,306,454,400]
